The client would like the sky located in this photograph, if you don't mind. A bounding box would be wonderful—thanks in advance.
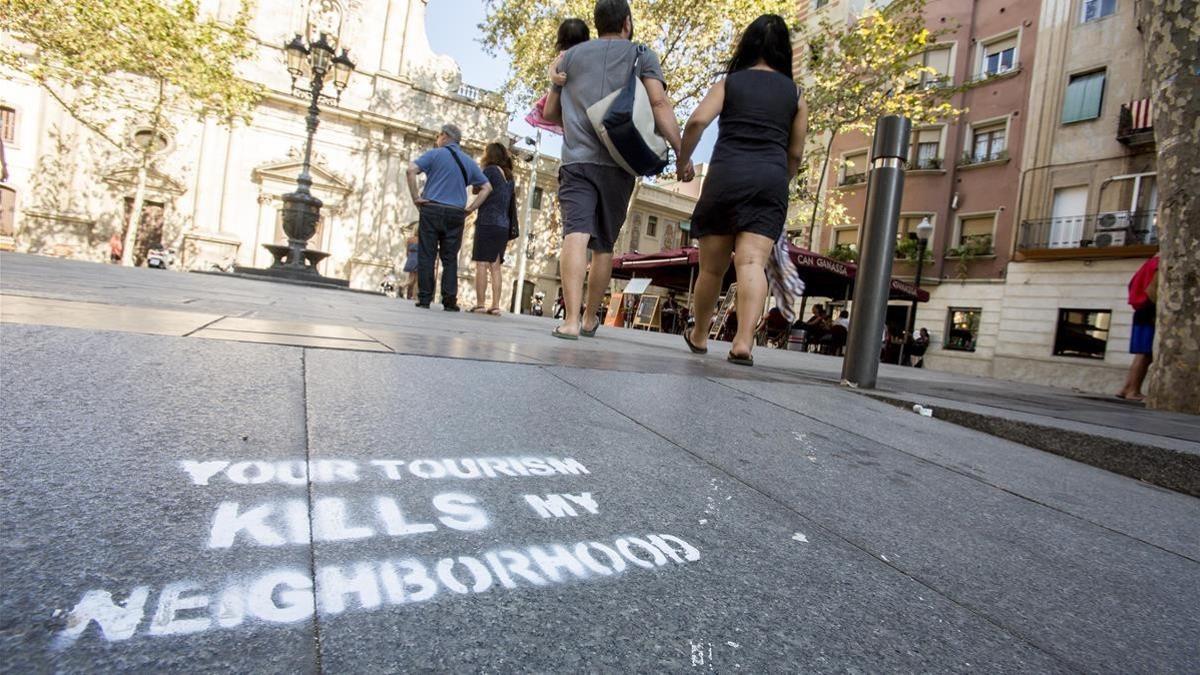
[424,1,717,163]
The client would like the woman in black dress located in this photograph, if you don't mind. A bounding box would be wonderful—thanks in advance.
[676,14,807,365]
[470,143,515,314]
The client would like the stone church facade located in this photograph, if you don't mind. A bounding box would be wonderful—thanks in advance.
[0,0,508,290]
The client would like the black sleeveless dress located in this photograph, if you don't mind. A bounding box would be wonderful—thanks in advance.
[690,69,799,241]
[471,165,513,263]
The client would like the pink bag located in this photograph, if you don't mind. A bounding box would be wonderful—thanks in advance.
[524,94,564,135]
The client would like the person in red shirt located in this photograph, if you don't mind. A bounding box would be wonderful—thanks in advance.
[1117,255,1158,401]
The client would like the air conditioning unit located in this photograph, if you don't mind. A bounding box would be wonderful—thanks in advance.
[1093,211,1131,247]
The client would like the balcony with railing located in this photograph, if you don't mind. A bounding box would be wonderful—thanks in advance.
[1117,98,1154,147]
[1017,211,1158,259]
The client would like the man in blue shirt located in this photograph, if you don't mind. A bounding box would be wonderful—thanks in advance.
[406,123,492,310]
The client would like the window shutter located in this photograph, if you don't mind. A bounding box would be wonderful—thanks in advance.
[1081,71,1105,119]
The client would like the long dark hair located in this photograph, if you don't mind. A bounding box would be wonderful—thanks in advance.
[556,18,590,51]
[726,14,793,78]
[482,142,514,181]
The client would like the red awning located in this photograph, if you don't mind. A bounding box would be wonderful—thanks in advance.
[611,244,929,301]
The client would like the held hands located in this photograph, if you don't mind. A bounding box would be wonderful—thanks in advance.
[676,159,695,183]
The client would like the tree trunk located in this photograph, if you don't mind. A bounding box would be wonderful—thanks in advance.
[1143,0,1200,414]
[806,134,837,250]
[120,164,149,267]
[120,80,167,267]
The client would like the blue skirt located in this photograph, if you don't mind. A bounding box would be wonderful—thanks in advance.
[1130,322,1154,355]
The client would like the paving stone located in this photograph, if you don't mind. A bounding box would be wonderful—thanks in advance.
[298,351,1066,672]
[0,325,317,674]
[549,367,1200,673]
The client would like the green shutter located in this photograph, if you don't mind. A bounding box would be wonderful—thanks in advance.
[1062,71,1106,123]
[1080,71,1105,119]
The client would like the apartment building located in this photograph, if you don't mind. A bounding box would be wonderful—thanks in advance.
[994,0,1157,392]
[798,0,1041,374]
[795,0,1158,393]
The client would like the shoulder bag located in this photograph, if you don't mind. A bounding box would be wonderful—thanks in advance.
[586,44,669,177]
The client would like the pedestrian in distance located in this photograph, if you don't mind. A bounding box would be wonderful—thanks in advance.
[401,226,419,299]
[540,0,684,340]
[406,123,493,311]
[469,143,516,315]
[679,13,808,366]
[1117,254,1158,401]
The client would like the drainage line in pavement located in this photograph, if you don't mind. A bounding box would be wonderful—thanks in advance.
[300,349,325,675]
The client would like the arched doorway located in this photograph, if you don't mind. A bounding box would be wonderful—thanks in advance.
[0,185,15,251]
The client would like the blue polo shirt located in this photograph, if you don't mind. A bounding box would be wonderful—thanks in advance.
[413,143,489,208]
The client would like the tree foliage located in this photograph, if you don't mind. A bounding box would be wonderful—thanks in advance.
[479,0,793,111]
[0,0,261,152]
[793,0,966,246]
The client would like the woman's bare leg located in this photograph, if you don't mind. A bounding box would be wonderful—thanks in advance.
[687,235,735,351]
[490,260,503,310]
[730,232,774,358]
[473,262,487,308]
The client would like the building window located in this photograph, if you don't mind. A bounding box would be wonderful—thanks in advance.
[1053,308,1111,359]
[833,228,859,247]
[0,106,15,143]
[841,150,868,185]
[945,308,981,351]
[956,214,995,250]
[1081,0,1116,22]
[968,121,1007,163]
[531,186,544,210]
[1062,70,1106,124]
[814,0,829,8]
[646,215,658,238]
[897,214,934,241]
[981,35,1017,76]
[910,45,953,87]
[909,128,942,169]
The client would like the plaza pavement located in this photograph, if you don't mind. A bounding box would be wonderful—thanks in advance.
[1,252,1197,673]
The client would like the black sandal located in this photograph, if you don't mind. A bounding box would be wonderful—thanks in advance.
[726,352,754,366]
[683,330,707,354]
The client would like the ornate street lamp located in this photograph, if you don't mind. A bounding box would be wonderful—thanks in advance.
[901,217,934,365]
[268,32,355,283]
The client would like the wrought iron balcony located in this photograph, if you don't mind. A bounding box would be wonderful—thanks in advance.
[1118,98,1154,146]
[1017,211,1158,257]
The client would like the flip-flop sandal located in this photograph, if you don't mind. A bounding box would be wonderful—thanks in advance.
[487,308,501,315]
[469,306,486,313]
[551,326,579,341]
[683,330,708,354]
[727,352,754,366]
[580,322,599,338]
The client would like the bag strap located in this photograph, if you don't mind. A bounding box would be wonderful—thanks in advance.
[445,146,469,186]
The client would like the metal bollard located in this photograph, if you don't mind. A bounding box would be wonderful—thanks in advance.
[841,115,911,389]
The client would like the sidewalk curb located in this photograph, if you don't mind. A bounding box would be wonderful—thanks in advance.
[862,393,1200,498]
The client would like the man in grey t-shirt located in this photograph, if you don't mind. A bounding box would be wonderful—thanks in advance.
[543,0,683,339]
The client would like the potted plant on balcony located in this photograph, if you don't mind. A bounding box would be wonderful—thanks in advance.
[895,236,934,262]
[945,233,993,279]
[826,243,859,263]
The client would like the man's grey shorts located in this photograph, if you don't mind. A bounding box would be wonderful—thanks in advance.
[558,163,635,253]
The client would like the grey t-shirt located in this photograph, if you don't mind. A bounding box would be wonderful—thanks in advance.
[558,39,665,167]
